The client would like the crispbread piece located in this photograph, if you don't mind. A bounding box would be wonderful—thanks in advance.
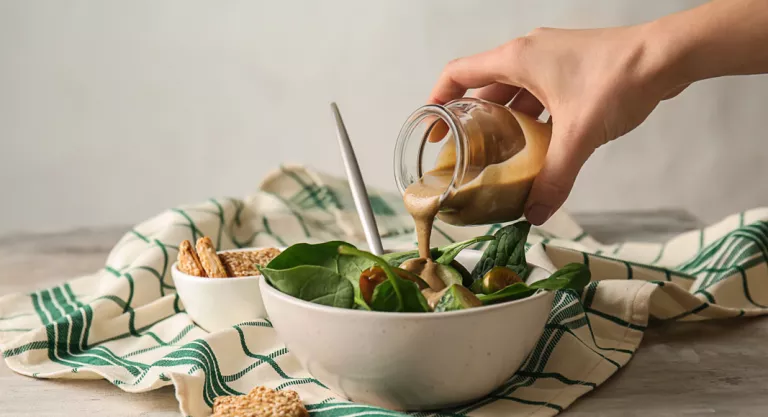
[218,248,281,277]
[196,237,228,278]
[212,386,308,417]
[177,240,206,277]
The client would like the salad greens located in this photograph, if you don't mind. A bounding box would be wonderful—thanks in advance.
[259,220,592,313]
[434,284,483,312]
[257,241,356,308]
[476,262,590,305]
[470,221,531,284]
[338,245,430,313]
[377,235,493,268]
[434,236,494,264]
[528,262,591,291]
[476,282,536,305]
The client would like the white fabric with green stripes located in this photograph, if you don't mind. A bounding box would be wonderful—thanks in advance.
[2,165,767,417]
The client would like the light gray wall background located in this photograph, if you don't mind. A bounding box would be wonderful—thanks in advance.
[1,0,766,236]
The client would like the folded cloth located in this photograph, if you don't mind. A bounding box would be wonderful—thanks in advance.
[1,165,767,417]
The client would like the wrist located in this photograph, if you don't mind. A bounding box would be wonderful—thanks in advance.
[633,18,694,96]
[638,0,768,86]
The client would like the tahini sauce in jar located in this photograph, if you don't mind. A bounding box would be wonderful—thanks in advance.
[394,98,551,297]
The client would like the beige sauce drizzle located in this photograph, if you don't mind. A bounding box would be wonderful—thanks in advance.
[402,109,551,309]
[398,254,444,292]
[423,287,449,310]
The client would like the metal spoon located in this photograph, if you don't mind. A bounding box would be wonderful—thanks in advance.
[330,102,385,255]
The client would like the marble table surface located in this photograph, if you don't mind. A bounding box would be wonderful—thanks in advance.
[2,210,767,417]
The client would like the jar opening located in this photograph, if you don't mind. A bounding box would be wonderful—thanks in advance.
[393,104,468,205]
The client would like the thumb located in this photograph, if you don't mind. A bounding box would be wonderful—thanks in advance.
[524,123,593,226]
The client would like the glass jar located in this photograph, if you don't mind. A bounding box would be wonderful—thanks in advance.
[393,97,551,226]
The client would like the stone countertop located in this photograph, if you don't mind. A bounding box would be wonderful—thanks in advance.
[2,210,766,416]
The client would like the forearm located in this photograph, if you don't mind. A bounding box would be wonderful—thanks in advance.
[651,0,768,85]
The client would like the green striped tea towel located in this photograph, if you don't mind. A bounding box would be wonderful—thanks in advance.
[1,164,767,417]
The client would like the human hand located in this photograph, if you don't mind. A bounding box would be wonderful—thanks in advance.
[428,25,687,225]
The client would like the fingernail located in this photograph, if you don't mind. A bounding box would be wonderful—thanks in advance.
[526,204,552,226]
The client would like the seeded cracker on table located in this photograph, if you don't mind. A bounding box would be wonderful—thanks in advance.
[212,386,309,417]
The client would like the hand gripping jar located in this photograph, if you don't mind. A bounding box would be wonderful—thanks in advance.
[394,98,552,226]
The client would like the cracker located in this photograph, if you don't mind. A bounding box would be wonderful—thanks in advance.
[196,237,228,278]
[177,239,206,277]
[212,386,308,417]
[218,248,281,277]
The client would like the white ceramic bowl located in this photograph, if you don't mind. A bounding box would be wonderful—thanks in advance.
[260,249,555,411]
[172,248,271,332]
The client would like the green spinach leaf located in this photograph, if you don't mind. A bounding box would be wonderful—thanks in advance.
[470,221,531,285]
[434,284,483,312]
[381,236,492,269]
[263,241,364,309]
[370,279,430,312]
[381,248,438,267]
[266,241,352,270]
[339,245,430,313]
[434,236,494,264]
[476,282,536,305]
[259,265,354,308]
[469,279,485,294]
[530,263,591,291]
[336,254,376,308]
[476,262,591,305]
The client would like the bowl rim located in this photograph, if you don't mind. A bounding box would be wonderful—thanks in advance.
[261,278,552,319]
[173,245,555,319]
[260,265,554,320]
[171,262,261,282]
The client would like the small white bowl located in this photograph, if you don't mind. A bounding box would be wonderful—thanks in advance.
[260,249,554,411]
[172,248,273,332]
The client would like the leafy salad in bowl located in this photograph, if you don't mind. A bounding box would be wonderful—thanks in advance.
[258,220,590,313]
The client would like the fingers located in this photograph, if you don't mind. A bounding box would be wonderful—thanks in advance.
[509,89,546,119]
[473,83,520,105]
[427,118,449,143]
[427,38,536,142]
[428,81,517,144]
[428,84,529,143]
[474,84,546,120]
[524,123,593,226]
[431,85,544,143]
[473,84,547,121]
[429,87,546,143]
[428,46,512,105]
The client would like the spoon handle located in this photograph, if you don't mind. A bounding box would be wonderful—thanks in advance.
[331,102,385,255]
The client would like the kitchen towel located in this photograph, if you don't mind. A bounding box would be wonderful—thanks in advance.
[1,165,767,417]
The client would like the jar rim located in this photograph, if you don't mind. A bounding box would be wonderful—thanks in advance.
[393,102,467,204]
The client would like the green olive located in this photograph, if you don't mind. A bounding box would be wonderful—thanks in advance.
[482,266,522,294]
